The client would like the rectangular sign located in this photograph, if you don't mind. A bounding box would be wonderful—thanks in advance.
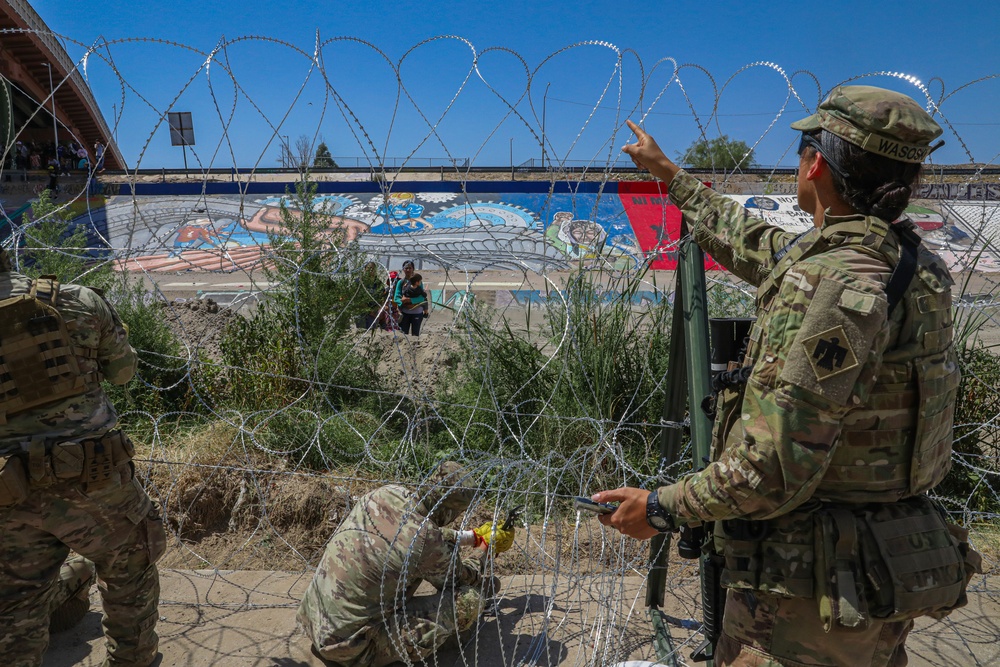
[167,112,195,146]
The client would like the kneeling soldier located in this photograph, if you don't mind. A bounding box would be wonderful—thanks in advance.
[297,461,514,667]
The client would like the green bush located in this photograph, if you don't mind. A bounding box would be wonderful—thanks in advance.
[104,283,192,422]
[20,190,113,289]
[939,344,1000,514]
[210,174,397,468]
[435,263,672,485]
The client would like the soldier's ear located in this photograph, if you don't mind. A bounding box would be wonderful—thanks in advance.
[805,152,827,182]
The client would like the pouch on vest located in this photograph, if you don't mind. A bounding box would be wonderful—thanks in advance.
[0,277,86,422]
[0,455,28,508]
[910,352,960,494]
[858,495,971,622]
[815,508,866,631]
[51,441,85,479]
[714,509,814,599]
[82,438,117,492]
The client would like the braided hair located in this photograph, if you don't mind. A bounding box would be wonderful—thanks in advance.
[812,130,923,222]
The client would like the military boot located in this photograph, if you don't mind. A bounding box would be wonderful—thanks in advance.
[99,653,161,667]
[49,556,96,633]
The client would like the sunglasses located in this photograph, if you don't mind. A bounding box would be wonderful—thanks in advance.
[797,133,848,181]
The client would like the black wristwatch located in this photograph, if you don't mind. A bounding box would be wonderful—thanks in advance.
[646,491,675,533]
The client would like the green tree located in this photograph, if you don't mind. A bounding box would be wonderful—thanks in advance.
[219,173,377,411]
[23,189,113,289]
[314,142,337,168]
[262,175,364,344]
[678,135,757,170]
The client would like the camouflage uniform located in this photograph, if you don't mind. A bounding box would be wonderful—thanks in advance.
[0,258,164,667]
[297,462,488,667]
[654,88,967,666]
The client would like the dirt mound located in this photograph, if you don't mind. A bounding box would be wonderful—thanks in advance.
[140,427,641,574]
[363,328,465,399]
[161,297,234,360]
[144,424,381,570]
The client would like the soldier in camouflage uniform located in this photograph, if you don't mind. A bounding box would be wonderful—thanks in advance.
[594,86,979,666]
[0,247,165,667]
[298,461,512,667]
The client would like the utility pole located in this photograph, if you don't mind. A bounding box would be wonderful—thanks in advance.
[541,81,551,169]
[509,137,514,179]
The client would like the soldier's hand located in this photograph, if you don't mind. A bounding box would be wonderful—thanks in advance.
[621,120,680,186]
[473,522,515,554]
[592,487,658,541]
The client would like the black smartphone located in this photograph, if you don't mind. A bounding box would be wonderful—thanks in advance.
[573,496,618,515]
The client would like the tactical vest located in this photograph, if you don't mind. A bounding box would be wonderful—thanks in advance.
[713,215,961,600]
[0,276,96,424]
[753,216,957,502]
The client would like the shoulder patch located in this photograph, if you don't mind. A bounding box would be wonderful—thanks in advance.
[800,325,859,381]
[778,271,889,406]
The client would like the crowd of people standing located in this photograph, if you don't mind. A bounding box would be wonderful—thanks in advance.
[7,139,105,176]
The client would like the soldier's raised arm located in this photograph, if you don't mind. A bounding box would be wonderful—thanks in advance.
[622,119,800,286]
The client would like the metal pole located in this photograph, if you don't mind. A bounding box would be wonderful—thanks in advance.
[112,102,118,144]
[509,137,514,179]
[541,82,551,169]
[646,218,713,667]
[678,223,715,667]
[679,229,713,452]
[44,63,58,153]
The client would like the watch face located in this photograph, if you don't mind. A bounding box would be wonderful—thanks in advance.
[647,491,669,530]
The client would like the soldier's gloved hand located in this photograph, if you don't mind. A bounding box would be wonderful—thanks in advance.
[472,522,515,554]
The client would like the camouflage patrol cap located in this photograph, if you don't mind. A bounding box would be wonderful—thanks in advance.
[415,460,476,526]
[791,85,943,163]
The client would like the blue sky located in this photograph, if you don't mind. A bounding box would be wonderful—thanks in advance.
[31,0,1000,169]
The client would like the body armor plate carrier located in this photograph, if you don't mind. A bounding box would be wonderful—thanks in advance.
[0,276,87,423]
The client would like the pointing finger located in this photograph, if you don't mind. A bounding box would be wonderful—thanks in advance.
[626,119,645,138]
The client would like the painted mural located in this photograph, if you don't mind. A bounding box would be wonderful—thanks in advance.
[43,184,1000,274]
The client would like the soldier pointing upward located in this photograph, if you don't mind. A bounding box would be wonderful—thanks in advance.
[594,86,979,666]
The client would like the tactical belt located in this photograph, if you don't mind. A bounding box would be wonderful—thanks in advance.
[1,430,136,496]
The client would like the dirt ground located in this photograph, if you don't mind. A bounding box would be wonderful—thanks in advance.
[159,297,233,360]
[44,569,1000,667]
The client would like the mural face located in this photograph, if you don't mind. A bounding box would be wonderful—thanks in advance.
[65,186,999,275]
